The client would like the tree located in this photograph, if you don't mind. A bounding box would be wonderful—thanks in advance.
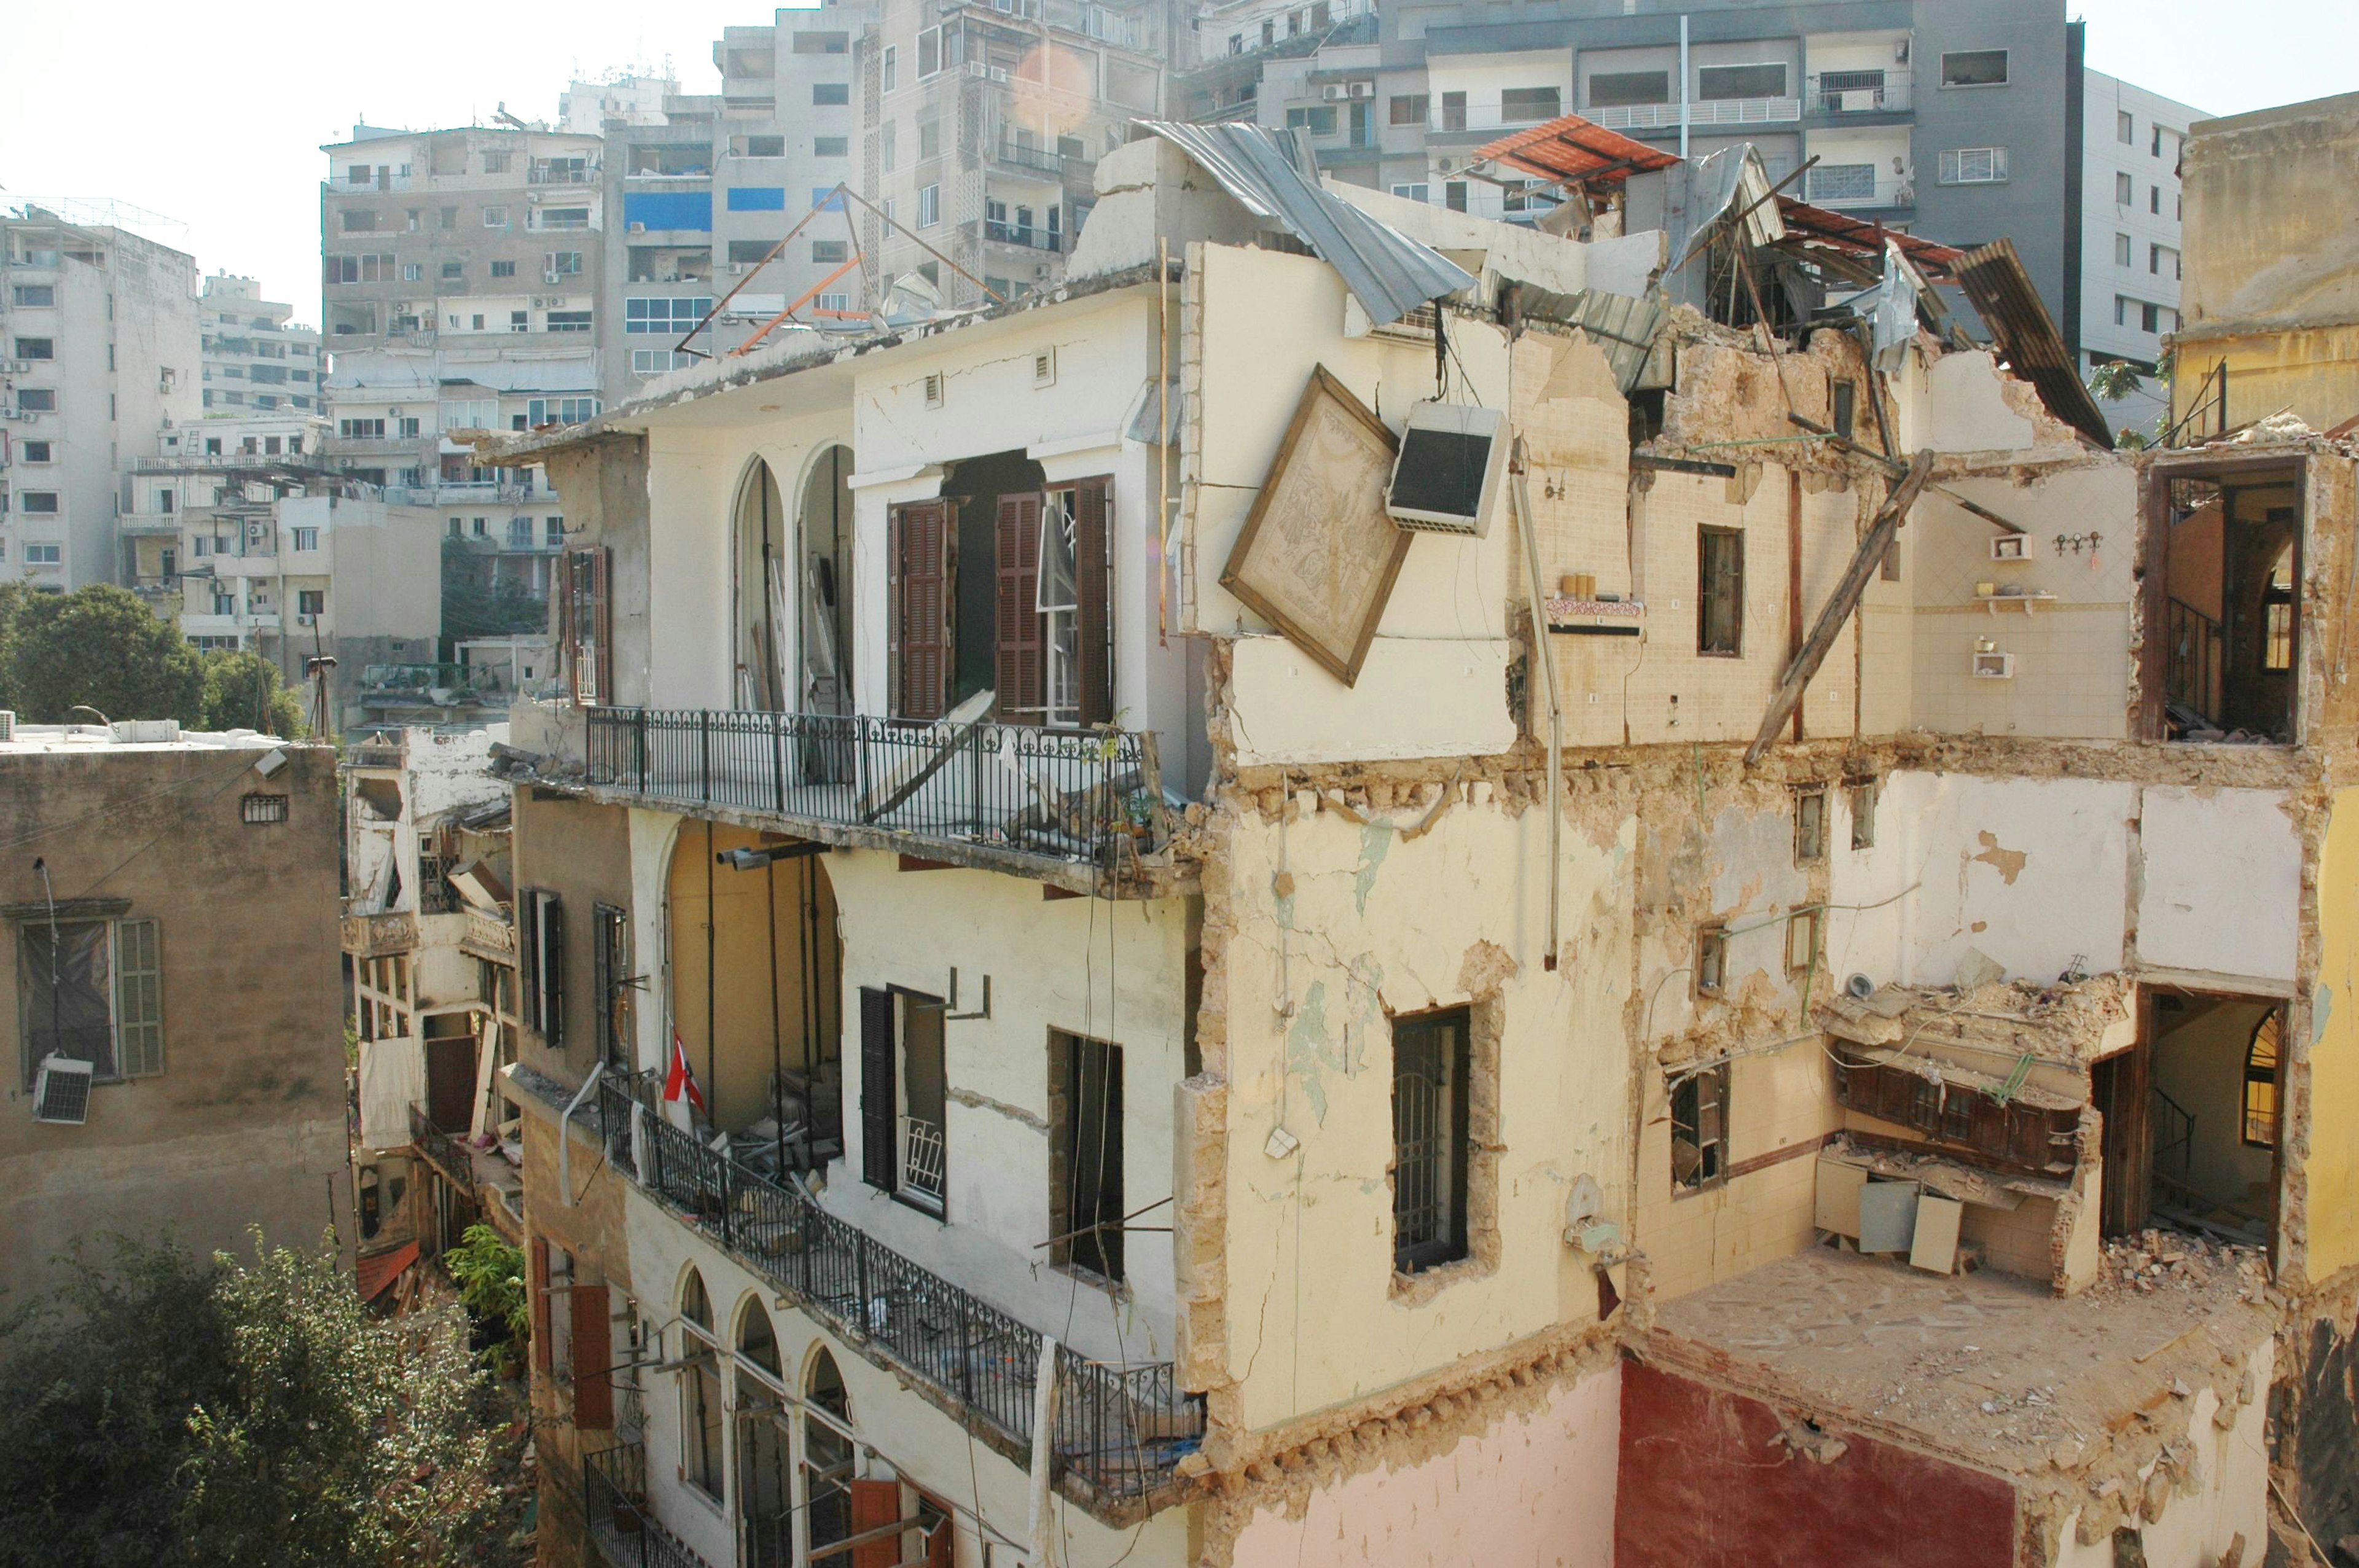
[199,650,307,738]
[442,1225,530,1375]
[0,1233,525,1568]
[2086,359,2146,405]
[440,542,550,642]
[0,585,206,725]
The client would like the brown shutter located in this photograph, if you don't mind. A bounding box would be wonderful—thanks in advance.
[590,547,612,704]
[1074,477,1113,727]
[891,501,950,719]
[995,492,1044,720]
[848,1480,901,1568]
[571,1282,612,1429]
[859,987,896,1192]
[529,1237,552,1375]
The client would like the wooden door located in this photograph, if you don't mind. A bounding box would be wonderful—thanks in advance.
[426,1034,478,1134]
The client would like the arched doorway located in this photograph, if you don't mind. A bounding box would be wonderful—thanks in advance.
[732,459,789,711]
[799,444,855,717]
[665,821,843,1156]
[735,1297,791,1567]
[801,1348,856,1562]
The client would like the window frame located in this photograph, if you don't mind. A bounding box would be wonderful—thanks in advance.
[1391,1005,1472,1274]
[1670,1064,1729,1195]
[1938,49,2010,88]
[1697,524,1745,656]
[15,915,163,1088]
[2243,1012,2281,1148]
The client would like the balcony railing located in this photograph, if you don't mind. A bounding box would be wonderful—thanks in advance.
[410,1102,475,1192]
[1805,70,1913,115]
[341,907,418,956]
[1589,96,1801,130]
[995,137,1067,179]
[584,707,1166,874]
[600,1080,1203,1500]
[983,220,1062,252]
[1800,167,1915,210]
[584,1443,713,1568]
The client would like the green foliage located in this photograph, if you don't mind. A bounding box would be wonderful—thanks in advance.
[2086,359,2146,405]
[0,1232,522,1568]
[442,1225,530,1373]
[198,650,307,738]
[0,583,206,725]
[440,542,550,642]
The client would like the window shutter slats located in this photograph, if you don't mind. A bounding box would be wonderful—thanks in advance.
[891,501,950,719]
[859,988,896,1191]
[114,919,163,1078]
[1074,477,1114,727]
[996,493,1044,718]
[543,897,565,1048]
[571,1282,612,1428]
[529,1238,552,1375]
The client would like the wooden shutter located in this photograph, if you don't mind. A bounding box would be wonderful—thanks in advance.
[859,988,896,1192]
[591,902,612,1065]
[571,1282,613,1429]
[542,896,566,1048]
[518,891,541,1033]
[590,547,612,703]
[565,548,612,703]
[995,492,1044,719]
[891,501,950,719]
[114,918,163,1077]
[848,1479,901,1568]
[529,1238,553,1375]
[1073,477,1114,727]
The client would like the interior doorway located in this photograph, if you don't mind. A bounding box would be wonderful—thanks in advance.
[2158,464,2302,741]
[2097,988,2282,1260]
[799,444,855,718]
[733,459,789,711]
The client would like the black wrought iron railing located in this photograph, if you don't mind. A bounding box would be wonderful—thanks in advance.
[983,220,1062,252]
[2165,596,2223,722]
[583,707,1165,872]
[410,1102,474,1192]
[598,1080,1203,1499]
[585,1442,714,1568]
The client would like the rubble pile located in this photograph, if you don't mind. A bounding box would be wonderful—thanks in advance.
[2093,1229,2272,1302]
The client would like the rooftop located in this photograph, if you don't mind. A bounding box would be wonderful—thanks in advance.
[0,722,295,755]
[1647,1244,2272,1476]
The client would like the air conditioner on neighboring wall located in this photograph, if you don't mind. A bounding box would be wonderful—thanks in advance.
[33,1054,93,1126]
[1386,401,1508,537]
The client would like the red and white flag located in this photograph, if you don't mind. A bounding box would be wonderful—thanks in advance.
[663,1028,706,1113]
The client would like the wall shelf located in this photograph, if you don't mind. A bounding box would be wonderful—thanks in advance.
[1976,592,2056,617]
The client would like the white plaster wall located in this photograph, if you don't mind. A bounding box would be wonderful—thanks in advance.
[1184,243,1518,765]
[2049,1338,2274,1568]
[1225,1361,1619,1568]
[1826,773,2135,989]
[623,1185,1191,1568]
[2137,787,2299,983]
[802,848,1189,1366]
[1218,795,1632,1432]
[1919,350,2043,453]
[1641,800,1813,1047]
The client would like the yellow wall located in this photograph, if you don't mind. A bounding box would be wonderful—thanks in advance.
[2302,788,2359,1281]
[2170,326,2359,440]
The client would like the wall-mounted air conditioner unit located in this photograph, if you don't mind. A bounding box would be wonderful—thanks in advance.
[1386,402,1508,537]
[629,222,646,233]
[544,270,563,284]
[33,1053,93,1125]
[730,262,748,275]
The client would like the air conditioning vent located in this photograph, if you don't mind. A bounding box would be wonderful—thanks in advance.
[33,1054,94,1125]
[1033,348,1055,387]
[1385,401,1508,538]
[923,372,944,408]
[0,710,16,741]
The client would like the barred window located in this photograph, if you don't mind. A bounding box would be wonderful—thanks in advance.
[241,792,290,824]
[1393,1007,1470,1272]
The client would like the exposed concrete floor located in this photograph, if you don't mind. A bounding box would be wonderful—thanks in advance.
[1644,1244,2274,1473]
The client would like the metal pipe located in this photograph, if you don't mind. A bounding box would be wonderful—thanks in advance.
[1509,439,1562,972]
[1678,15,1691,162]
[558,1061,606,1206]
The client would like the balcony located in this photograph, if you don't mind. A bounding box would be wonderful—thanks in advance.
[117,511,182,536]
[342,907,418,958]
[1587,96,1801,131]
[461,905,518,964]
[583,1443,713,1568]
[530,165,600,186]
[983,220,1062,252]
[583,707,1172,888]
[993,136,1068,179]
[410,1102,475,1192]
[362,663,511,710]
[1800,165,1916,211]
[1804,70,1914,117]
[600,1080,1203,1502]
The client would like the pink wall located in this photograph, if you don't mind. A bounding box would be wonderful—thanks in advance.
[1228,1364,1621,1568]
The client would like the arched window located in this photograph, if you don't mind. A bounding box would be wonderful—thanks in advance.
[803,1348,855,1555]
[678,1268,724,1497]
[2243,1012,2281,1148]
[735,1297,781,1379]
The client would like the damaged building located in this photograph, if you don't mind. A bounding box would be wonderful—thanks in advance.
[470,112,2359,1567]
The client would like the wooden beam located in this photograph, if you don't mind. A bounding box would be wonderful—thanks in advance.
[1745,449,1933,765]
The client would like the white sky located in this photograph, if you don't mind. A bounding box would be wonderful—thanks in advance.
[1,0,2352,323]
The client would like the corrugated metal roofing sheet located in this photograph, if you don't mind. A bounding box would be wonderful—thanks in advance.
[1137,120,1477,326]
[1504,283,1669,393]
[1672,145,1786,271]
[1954,237,2114,450]
[1471,114,1682,186]
[1773,197,1964,281]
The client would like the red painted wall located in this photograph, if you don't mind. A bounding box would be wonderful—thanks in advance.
[1616,1360,2019,1568]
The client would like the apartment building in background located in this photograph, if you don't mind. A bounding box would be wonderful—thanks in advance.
[2170,90,2359,443]
[315,120,605,615]
[594,2,877,398]
[0,722,346,1307]
[855,0,1176,310]
[120,406,327,617]
[2079,68,2206,439]
[470,122,2359,1568]
[0,207,200,590]
[559,72,682,135]
[197,272,323,415]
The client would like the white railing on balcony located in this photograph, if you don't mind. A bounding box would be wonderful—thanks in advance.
[898,1115,947,1211]
[1805,71,1914,115]
[1589,96,1801,130]
[1802,165,1915,209]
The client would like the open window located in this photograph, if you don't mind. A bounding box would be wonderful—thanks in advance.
[1392,1007,1471,1273]
[678,1268,725,1498]
[1050,1032,1125,1282]
[859,987,946,1215]
[563,545,611,704]
[2149,459,2302,742]
[1670,1064,1728,1193]
[17,913,163,1095]
[2098,990,2282,1254]
[888,458,1111,727]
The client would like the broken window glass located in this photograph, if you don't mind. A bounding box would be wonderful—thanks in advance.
[1670,1066,1727,1193]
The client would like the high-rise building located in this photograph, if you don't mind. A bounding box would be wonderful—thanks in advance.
[558,71,681,134]
[2077,70,2205,439]
[0,206,200,590]
[593,4,876,396]
[316,122,603,612]
[196,273,323,416]
[855,0,1176,308]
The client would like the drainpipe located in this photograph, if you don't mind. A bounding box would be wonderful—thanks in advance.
[558,1061,605,1206]
[1027,1334,1060,1566]
[1678,14,1691,162]
[1510,439,1562,972]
